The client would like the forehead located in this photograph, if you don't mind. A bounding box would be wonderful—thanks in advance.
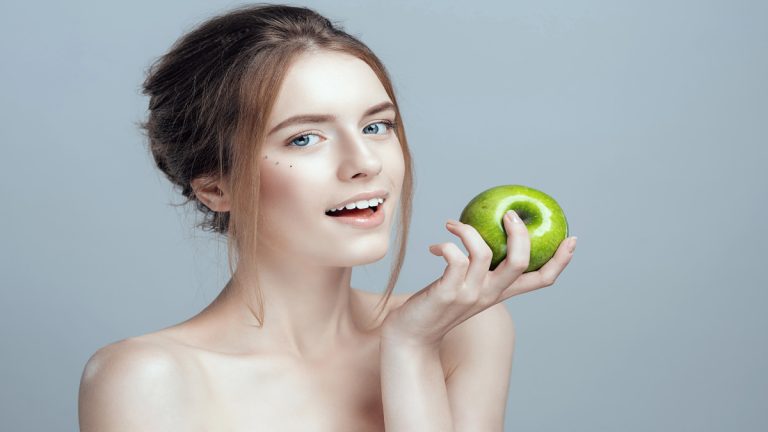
[269,51,391,120]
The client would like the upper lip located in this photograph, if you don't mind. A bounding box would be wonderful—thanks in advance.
[327,189,389,212]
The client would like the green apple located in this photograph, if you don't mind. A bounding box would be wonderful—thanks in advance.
[459,184,569,272]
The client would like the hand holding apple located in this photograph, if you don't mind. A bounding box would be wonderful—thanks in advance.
[381,185,576,347]
[459,184,570,271]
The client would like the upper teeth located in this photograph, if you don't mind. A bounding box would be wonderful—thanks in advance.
[327,198,384,213]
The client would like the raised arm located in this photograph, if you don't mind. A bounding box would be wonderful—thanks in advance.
[380,333,454,431]
[380,303,515,432]
[379,210,576,431]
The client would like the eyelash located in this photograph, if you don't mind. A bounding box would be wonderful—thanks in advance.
[285,120,399,148]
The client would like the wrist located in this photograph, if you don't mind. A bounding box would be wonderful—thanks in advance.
[380,325,443,352]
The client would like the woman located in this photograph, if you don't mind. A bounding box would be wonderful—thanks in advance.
[78,4,577,431]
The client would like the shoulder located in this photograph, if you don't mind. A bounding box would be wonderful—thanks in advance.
[79,336,188,387]
[441,302,515,355]
[439,302,515,379]
[78,336,201,431]
[439,303,516,430]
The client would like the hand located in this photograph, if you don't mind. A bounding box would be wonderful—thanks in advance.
[381,210,577,348]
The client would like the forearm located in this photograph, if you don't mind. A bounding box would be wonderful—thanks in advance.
[379,339,454,432]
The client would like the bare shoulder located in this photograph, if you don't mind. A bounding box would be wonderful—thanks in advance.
[441,302,515,352]
[78,336,202,431]
[439,303,515,379]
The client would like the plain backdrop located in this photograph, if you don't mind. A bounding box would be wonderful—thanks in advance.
[1,0,766,430]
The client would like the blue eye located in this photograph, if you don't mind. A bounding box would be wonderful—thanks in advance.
[285,120,397,148]
[363,121,396,135]
[288,133,321,148]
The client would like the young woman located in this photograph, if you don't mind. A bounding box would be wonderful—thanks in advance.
[78,4,577,431]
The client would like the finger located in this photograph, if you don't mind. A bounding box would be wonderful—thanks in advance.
[428,241,470,288]
[489,210,531,291]
[499,236,577,299]
[444,220,493,287]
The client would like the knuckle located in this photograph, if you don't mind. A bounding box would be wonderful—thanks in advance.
[478,291,500,306]
[455,288,479,305]
[540,274,556,287]
[451,255,470,268]
[435,288,457,304]
[475,247,493,262]
[512,259,528,273]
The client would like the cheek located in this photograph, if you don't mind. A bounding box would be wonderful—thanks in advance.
[387,145,406,185]
[259,154,298,198]
[258,155,319,215]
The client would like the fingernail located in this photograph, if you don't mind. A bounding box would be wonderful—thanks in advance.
[568,236,578,252]
[506,210,520,224]
[446,219,460,226]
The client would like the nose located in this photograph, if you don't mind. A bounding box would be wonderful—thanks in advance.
[337,130,383,180]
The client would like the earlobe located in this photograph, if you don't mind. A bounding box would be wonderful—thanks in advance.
[191,177,231,212]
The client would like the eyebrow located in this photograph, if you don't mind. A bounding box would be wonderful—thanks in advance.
[267,101,396,136]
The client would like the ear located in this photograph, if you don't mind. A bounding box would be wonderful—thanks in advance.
[190,175,231,212]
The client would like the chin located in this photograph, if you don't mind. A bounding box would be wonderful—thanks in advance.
[332,239,390,267]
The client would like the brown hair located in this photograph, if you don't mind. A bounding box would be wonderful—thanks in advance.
[139,3,414,327]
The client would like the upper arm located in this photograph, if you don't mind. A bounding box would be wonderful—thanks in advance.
[78,339,196,432]
[440,303,516,432]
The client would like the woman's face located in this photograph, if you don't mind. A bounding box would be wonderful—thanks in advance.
[257,50,405,267]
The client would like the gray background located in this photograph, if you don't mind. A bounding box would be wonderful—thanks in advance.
[1,0,766,430]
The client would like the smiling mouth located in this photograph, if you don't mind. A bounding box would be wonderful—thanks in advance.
[325,201,384,217]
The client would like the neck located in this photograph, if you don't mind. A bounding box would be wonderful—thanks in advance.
[197,245,372,360]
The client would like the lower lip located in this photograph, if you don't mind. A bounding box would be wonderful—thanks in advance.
[326,201,386,228]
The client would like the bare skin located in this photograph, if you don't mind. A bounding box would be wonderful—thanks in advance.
[79,51,456,431]
[93,289,426,432]
[79,48,574,432]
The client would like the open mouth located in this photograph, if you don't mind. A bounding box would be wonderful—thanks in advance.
[325,199,384,218]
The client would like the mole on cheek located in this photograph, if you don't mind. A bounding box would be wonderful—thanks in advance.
[263,155,291,167]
